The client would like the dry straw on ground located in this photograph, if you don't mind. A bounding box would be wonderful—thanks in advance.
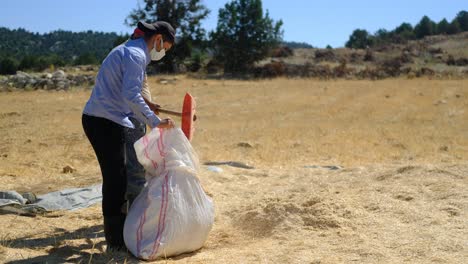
[0,77,467,263]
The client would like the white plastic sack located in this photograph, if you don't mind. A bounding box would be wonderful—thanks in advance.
[124,128,214,260]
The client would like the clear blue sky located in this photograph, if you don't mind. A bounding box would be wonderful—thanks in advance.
[0,0,466,47]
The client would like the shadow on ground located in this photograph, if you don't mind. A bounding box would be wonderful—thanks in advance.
[4,224,132,263]
[4,223,203,263]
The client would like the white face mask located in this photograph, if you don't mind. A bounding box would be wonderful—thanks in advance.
[150,37,166,61]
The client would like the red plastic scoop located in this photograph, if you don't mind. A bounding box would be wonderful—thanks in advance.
[157,93,196,141]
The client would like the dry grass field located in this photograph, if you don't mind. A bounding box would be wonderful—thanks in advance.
[0,76,467,263]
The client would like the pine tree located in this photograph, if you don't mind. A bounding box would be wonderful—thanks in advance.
[455,11,468,31]
[0,57,18,75]
[436,19,450,34]
[447,20,462,35]
[210,0,283,73]
[414,16,435,39]
[392,22,415,42]
[126,0,210,72]
[345,29,374,49]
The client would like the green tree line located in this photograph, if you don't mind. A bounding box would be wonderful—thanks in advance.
[1,0,284,75]
[0,27,121,74]
[3,1,463,75]
[346,10,468,49]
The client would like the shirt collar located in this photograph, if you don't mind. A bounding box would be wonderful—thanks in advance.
[130,38,151,65]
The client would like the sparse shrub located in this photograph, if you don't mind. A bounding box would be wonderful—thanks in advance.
[254,61,286,78]
[188,51,207,72]
[399,52,413,63]
[299,62,313,77]
[428,47,443,55]
[456,58,468,66]
[257,63,334,79]
[74,52,98,66]
[272,46,294,58]
[319,64,334,78]
[333,60,352,78]
[350,52,362,63]
[283,62,311,77]
[356,67,388,80]
[315,49,336,62]
[400,67,412,75]
[446,55,468,66]
[379,57,403,77]
[364,49,374,61]
[418,67,435,76]
[0,57,19,75]
[206,59,223,74]
[306,64,333,79]
[447,55,456,65]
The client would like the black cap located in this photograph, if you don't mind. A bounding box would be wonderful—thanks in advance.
[137,21,175,42]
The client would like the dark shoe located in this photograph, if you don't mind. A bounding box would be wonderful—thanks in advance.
[106,244,128,253]
[104,214,127,251]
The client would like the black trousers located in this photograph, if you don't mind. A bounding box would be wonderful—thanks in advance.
[82,114,127,217]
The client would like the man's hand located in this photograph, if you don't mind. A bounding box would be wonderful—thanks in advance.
[143,97,161,115]
[156,118,175,129]
[148,102,161,115]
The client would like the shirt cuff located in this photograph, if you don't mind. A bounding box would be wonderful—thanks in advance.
[149,115,161,128]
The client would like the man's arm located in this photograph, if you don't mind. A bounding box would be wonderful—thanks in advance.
[143,96,160,115]
[121,52,161,128]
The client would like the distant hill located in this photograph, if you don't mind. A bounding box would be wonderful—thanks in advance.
[256,32,468,79]
[0,27,122,72]
[283,41,314,49]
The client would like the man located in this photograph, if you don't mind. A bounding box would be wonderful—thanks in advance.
[82,21,175,251]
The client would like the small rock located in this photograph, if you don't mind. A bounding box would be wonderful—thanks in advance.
[395,194,414,201]
[323,165,341,170]
[304,165,342,170]
[439,146,449,152]
[16,71,32,79]
[159,78,177,84]
[52,70,66,79]
[237,142,254,148]
[62,165,76,173]
[396,166,416,174]
[455,94,461,98]
[206,166,223,173]
[55,80,70,90]
[442,207,460,216]
[434,100,447,106]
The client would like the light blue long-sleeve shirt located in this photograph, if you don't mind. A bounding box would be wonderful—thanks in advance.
[83,38,161,128]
